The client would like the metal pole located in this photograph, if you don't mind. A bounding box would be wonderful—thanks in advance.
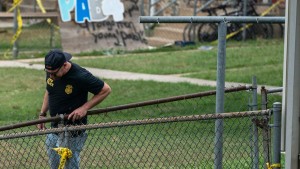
[64,127,69,147]
[33,0,37,12]
[284,0,300,168]
[140,0,144,16]
[139,16,285,24]
[13,6,19,59]
[50,24,54,48]
[214,21,227,169]
[260,86,271,169]
[252,76,259,169]
[191,0,198,41]
[194,0,198,16]
[267,87,283,94]
[198,0,215,13]
[252,76,258,111]
[242,0,248,40]
[148,0,152,19]
[150,0,157,16]
[261,86,267,110]
[272,102,282,169]
[171,0,177,16]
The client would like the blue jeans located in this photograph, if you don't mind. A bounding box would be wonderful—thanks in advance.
[45,132,87,169]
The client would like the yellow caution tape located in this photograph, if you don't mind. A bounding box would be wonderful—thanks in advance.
[7,0,23,13]
[4,0,23,59]
[260,0,285,17]
[36,0,60,30]
[11,7,23,44]
[212,0,285,44]
[266,162,281,169]
[53,147,73,169]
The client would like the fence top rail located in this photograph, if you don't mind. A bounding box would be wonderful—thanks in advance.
[267,87,283,94]
[261,86,283,94]
[0,85,250,132]
[139,16,285,24]
[0,109,270,140]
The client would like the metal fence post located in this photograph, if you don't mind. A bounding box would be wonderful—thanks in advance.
[64,126,69,147]
[193,0,198,16]
[140,0,144,16]
[214,21,227,169]
[57,114,65,147]
[242,0,248,40]
[261,86,267,110]
[50,24,54,48]
[260,86,270,169]
[252,76,258,111]
[251,76,259,169]
[272,102,282,169]
[171,0,177,16]
[13,6,19,59]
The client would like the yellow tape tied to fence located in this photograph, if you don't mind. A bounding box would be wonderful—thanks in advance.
[53,147,73,169]
[7,0,23,12]
[266,162,281,169]
[4,0,23,58]
[11,8,22,45]
[3,0,59,58]
[36,0,59,30]
[212,0,285,44]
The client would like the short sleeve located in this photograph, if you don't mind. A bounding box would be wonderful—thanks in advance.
[80,70,104,95]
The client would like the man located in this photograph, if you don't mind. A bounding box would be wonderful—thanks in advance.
[37,49,111,169]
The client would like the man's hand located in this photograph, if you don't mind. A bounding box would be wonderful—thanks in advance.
[37,115,47,130]
[67,82,111,122]
[68,107,87,122]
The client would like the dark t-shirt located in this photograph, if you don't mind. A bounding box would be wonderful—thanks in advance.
[46,62,104,128]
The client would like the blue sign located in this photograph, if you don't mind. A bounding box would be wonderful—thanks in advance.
[58,0,125,23]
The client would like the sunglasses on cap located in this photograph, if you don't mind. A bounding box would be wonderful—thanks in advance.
[44,65,63,76]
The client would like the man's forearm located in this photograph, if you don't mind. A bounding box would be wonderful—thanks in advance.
[40,91,49,116]
[82,83,111,111]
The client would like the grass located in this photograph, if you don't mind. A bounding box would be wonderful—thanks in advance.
[0,21,61,59]
[0,67,281,125]
[72,39,284,86]
[0,39,284,168]
[0,39,284,123]
[0,67,216,125]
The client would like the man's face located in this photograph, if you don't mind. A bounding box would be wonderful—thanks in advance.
[44,65,63,80]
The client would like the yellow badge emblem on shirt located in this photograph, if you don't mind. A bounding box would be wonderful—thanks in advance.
[65,85,73,94]
[47,78,54,87]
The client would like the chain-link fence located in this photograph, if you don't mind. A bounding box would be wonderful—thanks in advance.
[0,85,282,168]
[0,0,286,58]
[0,0,60,59]
[142,0,285,47]
[0,111,271,168]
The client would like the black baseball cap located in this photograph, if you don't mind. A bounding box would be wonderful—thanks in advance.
[45,49,72,70]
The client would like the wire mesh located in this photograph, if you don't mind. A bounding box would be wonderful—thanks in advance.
[0,111,270,169]
[0,87,275,168]
[143,0,285,47]
[0,17,61,58]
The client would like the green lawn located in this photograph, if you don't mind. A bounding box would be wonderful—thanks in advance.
[0,39,284,124]
[72,39,284,86]
[0,67,216,125]
[0,39,284,168]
